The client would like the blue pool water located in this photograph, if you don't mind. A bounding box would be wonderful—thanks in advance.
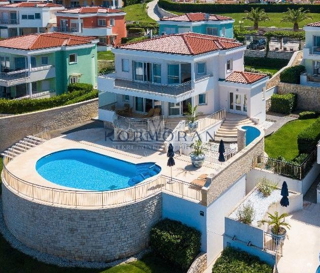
[36,149,161,191]
[242,126,261,146]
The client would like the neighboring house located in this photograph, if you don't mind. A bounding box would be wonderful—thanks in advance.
[0,2,65,38]
[98,33,268,123]
[0,32,98,99]
[54,0,123,9]
[56,6,126,51]
[301,21,320,86]
[159,12,234,39]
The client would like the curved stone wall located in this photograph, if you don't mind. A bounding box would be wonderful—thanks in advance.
[2,185,162,262]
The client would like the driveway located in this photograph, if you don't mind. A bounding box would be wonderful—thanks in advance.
[277,202,320,273]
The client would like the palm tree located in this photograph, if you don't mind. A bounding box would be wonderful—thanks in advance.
[259,211,291,235]
[243,8,270,30]
[281,8,312,32]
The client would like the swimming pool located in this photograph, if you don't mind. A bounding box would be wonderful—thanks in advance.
[241,126,261,146]
[36,149,161,191]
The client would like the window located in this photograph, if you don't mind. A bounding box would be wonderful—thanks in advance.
[99,37,107,44]
[135,97,143,112]
[221,27,226,37]
[22,15,27,19]
[31,57,36,68]
[168,64,179,84]
[28,15,35,20]
[110,19,115,26]
[123,95,129,101]
[122,59,129,72]
[41,56,49,65]
[42,80,50,91]
[153,63,161,83]
[133,61,143,81]
[226,60,233,72]
[98,19,106,26]
[199,94,206,105]
[70,75,79,84]
[197,63,206,75]
[163,27,175,35]
[207,27,218,36]
[35,13,40,19]
[69,54,77,64]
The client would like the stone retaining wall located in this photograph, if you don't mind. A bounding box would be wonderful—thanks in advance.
[0,98,98,152]
[278,82,320,111]
[205,134,264,206]
[2,185,162,262]
[187,253,207,273]
[245,50,293,60]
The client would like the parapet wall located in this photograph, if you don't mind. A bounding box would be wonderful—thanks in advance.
[2,185,162,262]
[0,98,98,152]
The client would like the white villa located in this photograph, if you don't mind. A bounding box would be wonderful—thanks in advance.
[98,32,268,125]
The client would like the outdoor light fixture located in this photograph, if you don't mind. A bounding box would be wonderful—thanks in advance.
[200,211,204,216]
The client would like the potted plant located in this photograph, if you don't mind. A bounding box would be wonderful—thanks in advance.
[184,102,198,133]
[190,139,206,168]
[259,211,291,244]
[237,202,255,225]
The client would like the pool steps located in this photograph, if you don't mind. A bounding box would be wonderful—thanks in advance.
[1,135,46,159]
[128,163,161,186]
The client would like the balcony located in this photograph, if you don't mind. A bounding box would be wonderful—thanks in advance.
[98,73,194,103]
[82,27,112,36]
[303,47,320,61]
[0,65,55,87]
[0,19,19,25]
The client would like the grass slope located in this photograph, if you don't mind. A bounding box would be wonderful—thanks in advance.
[265,118,317,161]
[123,4,155,24]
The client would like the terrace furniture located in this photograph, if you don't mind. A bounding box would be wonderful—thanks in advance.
[191,174,208,187]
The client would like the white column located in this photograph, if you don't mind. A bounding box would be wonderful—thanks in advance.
[78,17,81,33]
[112,0,116,8]
[27,55,32,96]
[28,82,32,96]
[190,62,195,90]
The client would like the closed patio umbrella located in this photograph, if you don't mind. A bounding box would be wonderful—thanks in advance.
[280,181,289,207]
[167,143,175,181]
[218,139,225,162]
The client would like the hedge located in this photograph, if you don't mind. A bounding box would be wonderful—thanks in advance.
[269,93,297,115]
[67,83,93,93]
[299,111,318,119]
[150,218,201,269]
[280,65,305,84]
[212,247,272,273]
[0,88,97,114]
[158,0,320,13]
[297,117,320,153]
[244,57,288,69]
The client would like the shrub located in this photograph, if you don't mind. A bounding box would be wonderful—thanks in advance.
[257,177,278,197]
[297,117,320,153]
[67,83,93,93]
[280,65,305,84]
[63,90,98,105]
[244,57,288,69]
[299,111,318,119]
[212,247,272,273]
[150,218,201,269]
[127,27,145,34]
[292,153,308,164]
[0,89,97,114]
[269,93,297,114]
[237,202,255,224]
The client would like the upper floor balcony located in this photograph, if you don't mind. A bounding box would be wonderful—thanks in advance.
[0,65,55,87]
[98,73,214,103]
[0,18,19,25]
[303,46,320,60]
[54,27,112,36]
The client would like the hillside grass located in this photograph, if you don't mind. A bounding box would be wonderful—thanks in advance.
[123,3,156,24]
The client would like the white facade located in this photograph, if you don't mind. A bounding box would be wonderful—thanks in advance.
[0,4,65,38]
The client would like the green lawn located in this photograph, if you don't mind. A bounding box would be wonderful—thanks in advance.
[123,4,156,24]
[265,118,317,161]
[245,65,279,75]
[97,51,115,61]
[165,11,320,29]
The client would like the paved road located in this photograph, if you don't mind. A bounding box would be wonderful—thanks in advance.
[146,0,161,21]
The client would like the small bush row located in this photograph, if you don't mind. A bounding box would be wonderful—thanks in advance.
[298,117,320,153]
[299,111,319,119]
[0,83,96,114]
[212,247,272,273]
[269,93,297,114]
[150,218,201,269]
[280,65,305,84]
[244,57,288,69]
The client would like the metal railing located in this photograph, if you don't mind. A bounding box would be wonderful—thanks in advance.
[264,232,283,256]
[54,27,79,33]
[0,19,19,24]
[1,158,203,208]
[253,150,317,180]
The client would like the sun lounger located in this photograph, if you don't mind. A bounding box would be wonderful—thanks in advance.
[191,174,208,187]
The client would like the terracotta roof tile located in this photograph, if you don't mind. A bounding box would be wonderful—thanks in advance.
[59,6,122,14]
[161,12,232,22]
[0,32,95,50]
[3,2,63,8]
[120,33,242,55]
[306,22,320,27]
[225,71,267,84]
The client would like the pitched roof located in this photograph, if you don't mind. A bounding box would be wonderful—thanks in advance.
[3,2,63,8]
[161,12,232,22]
[306,22,320,27]
[119,33,242,55]
[58,6,123,14]
[225,71,267,84]
[0,32,95,50]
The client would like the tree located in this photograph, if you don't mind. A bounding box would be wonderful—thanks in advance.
[281,8,312,32]
[243,8,270,30]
